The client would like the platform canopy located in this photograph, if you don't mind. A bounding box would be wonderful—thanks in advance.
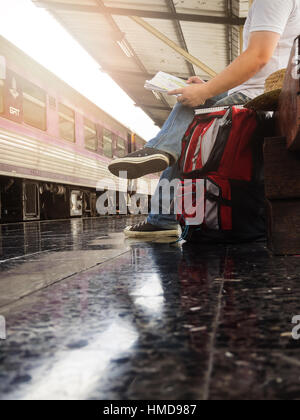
[32,0,251,127]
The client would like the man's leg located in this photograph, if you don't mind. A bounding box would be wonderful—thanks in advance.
[147,163,180,230]
[124,92,251,237]
[109,103,194,179]
[123,94,227,237]
[146,93,251,229]
[123,163,181,238]
[109,93,227,179]
[146,92,228,160]
[146,103,194,163]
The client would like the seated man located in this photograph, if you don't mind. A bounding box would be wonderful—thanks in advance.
[109,0,300,238]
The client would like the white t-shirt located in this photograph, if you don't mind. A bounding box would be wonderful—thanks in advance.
[230,0,300,99]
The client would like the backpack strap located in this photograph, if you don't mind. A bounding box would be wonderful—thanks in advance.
[182,108,233,179]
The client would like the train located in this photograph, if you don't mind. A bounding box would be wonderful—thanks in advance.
[0,36,157,223]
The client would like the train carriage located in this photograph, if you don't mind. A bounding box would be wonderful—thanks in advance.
[0,36,157,223]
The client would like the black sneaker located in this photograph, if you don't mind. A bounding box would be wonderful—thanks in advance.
[124,221,180,238]
[108,147,172,179]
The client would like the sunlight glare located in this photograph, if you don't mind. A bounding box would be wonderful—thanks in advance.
[0,0,160,140]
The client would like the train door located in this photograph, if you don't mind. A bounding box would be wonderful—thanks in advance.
[82,191,97,217]
[70,190,83,217]
[23,181,40,221]
[90,193,97,217]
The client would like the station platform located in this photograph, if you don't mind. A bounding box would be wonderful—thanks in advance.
[0,216,300,400]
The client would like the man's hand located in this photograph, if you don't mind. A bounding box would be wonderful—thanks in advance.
[168,84,211,107]
[187,76,205,85]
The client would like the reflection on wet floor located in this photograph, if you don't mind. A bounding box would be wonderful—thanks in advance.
[0,217,300,400]
[0,218,136,306]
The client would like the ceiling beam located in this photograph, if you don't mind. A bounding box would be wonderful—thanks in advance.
[167,0,195,77]
[93,1,178,111]
[34,1,246,25]
[92,0,148,76]
[130,16,217,78]
[101,67,154,79]
[32,1,166,127]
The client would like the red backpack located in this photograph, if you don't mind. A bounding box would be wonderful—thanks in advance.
[177,106,266,243]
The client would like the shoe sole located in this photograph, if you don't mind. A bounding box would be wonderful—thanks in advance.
[108,155,169,179]
[124,227,180,239]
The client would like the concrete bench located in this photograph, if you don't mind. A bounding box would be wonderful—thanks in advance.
[264,35,300,255]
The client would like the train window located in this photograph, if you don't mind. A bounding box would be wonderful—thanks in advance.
[116,137,126,157]
[0,80,4,114]
[22,79,47,131]
[84,118,98,151]
[103,129,113,158]
[136,138,145,151]
[59,103,75,142]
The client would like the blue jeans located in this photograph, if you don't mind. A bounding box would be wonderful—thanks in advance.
[147,92,250,229]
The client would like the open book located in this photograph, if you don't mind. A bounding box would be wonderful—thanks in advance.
[145,71,246,114]
[144,71,187,94]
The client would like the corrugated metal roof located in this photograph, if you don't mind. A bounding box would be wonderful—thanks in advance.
[32,0,250,127]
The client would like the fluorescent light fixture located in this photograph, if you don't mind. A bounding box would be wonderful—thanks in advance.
[117,38,134,58]
[152,90,161,100]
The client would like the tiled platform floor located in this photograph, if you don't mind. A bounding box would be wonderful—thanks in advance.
[0,217,300,400]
